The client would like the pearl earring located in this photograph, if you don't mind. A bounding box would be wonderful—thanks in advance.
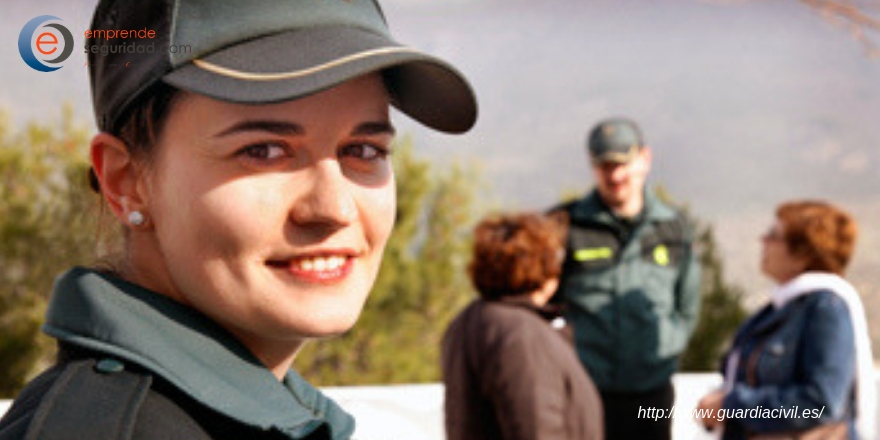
[128,211,145,226]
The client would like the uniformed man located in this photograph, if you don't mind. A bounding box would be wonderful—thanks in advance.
[551,118,701,440]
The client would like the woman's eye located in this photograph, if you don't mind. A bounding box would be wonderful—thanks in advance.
[341,143,388,161]
[239,143,288,161]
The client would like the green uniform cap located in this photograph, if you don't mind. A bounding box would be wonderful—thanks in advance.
[587,118,644,163]
[88,0,478,135]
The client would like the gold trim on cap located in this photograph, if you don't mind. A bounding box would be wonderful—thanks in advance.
[191,46,419,81]
[591,144,640,164]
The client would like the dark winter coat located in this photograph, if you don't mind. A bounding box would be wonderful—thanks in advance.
[442,299,604,440]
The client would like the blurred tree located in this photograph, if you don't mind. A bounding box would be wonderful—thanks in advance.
[296,138,483,385]
[679,224,749,371]
[0,107,100,397]
[654,186,748,372]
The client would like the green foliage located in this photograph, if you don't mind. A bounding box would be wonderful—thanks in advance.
[0,108,100,397]
[679,224,748,371]
[655,185,748,372]
[297,138,481,385]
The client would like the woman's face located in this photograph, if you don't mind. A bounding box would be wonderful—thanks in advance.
[760,220,806,284]
[132,74,396,368]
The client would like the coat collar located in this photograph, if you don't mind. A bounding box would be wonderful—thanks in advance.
[43,267,354,440]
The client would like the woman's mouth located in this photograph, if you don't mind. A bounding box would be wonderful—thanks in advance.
[267,254,355,283]
[294,255,347,271]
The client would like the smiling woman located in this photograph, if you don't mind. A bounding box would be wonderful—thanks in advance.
[112,76,398,376]
[0,0,476,439]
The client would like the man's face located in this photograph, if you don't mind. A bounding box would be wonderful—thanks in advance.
[591,147,651,211]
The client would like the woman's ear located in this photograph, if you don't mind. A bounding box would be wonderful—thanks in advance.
[90,133,149,226]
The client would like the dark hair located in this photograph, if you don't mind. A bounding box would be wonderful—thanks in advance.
[89,81,181,193]
[468,212,568,300]
[777,200,857,276]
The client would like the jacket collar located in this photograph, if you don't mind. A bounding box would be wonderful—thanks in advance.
[43,267,354,440]
[740,303,792,338]
[495,298,565,322]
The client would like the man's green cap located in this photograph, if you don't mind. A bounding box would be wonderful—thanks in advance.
[88,0,477,135]
[587,118,644,163]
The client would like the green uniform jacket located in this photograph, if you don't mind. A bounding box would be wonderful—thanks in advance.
[0,268,354,440]
[554,190,701,393]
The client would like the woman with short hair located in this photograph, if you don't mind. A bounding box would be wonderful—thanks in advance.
[698,200,876,440]
[442,212,604,440]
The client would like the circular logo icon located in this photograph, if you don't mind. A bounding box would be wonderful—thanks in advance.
[18,15,73,72]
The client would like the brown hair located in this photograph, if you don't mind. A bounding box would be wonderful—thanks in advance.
[777,200,857,275]
[468,212,568,300]
[89,81,181,193]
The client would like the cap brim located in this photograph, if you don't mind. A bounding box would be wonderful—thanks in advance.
[164,26,477,134]
[591,149,639,164]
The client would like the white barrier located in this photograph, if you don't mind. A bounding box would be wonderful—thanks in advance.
[321,374,726,440]
[2,373,878,439]
[323,383,446,440]
[325,372,880,440]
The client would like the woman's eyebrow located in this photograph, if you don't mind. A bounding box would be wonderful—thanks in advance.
[214,120,305,138]
[352,121,396,137]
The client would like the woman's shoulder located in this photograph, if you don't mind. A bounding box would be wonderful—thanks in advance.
[0,356,330,440]
[794,289,850,316]
[0,362,67,439]
[0,356,214,440]
[786,290,854,339]
[475,300,547,327]
[448,300,548,336]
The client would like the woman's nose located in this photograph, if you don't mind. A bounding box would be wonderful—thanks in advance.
[288,160,357,228]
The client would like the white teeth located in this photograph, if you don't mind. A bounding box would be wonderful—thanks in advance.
[294,256,346,272]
